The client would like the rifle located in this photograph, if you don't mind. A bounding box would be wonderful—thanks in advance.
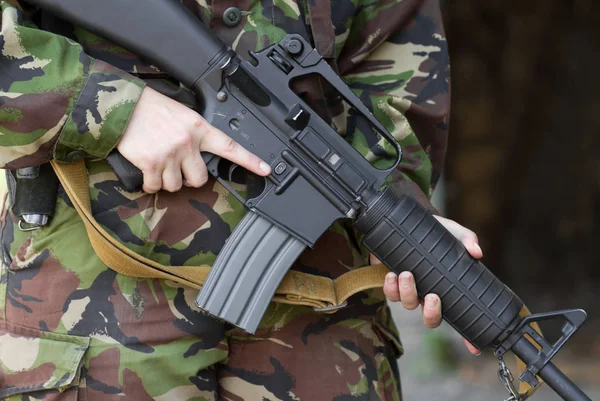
[28,1,592,400]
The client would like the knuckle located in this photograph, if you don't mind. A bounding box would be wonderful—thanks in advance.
[161,146,178,160]
[163,181,182,193]
[166,185,182,193]
[198,174,209,187]
[193,164,210,187]
[461,228,476,241]
[398,285,415,299]
[138,157,157,173]
[383,287,400,302]
[182,158,209,188]
[197,131,207,149]
[143,182,160,193]
[192,114,209,132]
[188,174,208,188]
[222,137,238,153]
[403,299,419,310]
[174,133,194,150]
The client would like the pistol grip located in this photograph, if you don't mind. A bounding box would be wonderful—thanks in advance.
[106,151,143,192]
[107,151,216,192]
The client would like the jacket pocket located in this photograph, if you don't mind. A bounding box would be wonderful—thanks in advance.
[0,320,90,399]
[0,171,11,269]
[371,305,404,401]
[372,303,403,359]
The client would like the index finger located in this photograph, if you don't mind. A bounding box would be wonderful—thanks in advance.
[200,127,271,176]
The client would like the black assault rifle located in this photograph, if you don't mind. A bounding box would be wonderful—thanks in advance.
[28,1,592,400]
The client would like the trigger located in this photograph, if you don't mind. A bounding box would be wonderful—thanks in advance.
[217,159,247,184]
[228,163,239,182]
[226,163,253,185]
[216,159,266,199]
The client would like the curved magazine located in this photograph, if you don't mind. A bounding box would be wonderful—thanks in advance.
[195,211,305,333]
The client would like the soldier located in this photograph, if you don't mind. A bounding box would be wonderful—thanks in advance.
[0,0,480,400]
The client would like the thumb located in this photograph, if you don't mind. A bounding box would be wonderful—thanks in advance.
[433,215,483,259]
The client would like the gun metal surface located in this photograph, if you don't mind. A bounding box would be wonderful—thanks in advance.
[28,1,592,400]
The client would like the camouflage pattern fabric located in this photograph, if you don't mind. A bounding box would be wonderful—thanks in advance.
[0,0,450,399]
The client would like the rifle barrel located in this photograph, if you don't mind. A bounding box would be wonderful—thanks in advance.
[512,338,591,401]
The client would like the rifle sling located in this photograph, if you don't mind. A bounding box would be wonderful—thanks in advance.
[49,159,388,310]
[50,159,541,395]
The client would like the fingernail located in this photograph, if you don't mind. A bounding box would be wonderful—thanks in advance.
[386,272,396,284]
[474,351,482,356]
[400,273,411,288]
[425,295,438,308]
[473,243,482,256]
[259,161,271,174]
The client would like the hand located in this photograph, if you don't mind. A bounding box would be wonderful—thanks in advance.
[376,215,483,355]
[117,87,271,193]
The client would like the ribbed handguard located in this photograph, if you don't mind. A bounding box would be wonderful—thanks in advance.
[355,187,523,350]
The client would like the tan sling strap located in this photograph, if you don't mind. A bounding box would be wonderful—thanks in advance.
[50,159,544,395]
[516,305,544,395]
[49,159,389,311]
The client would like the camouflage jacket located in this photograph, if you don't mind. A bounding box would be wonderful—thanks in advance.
[0,0,450,399]
[0,0,450,278]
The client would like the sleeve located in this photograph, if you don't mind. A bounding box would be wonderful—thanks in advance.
[0,0,146,169]
[338,0,449,212]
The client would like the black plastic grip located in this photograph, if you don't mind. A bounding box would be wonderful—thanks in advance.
[106,152,143,192]
[28,0,227,87]
[355,187,523,350]
[106,151,216,193]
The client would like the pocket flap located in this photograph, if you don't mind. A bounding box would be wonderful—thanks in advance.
[373,304,404,358]
[0,321,90,398]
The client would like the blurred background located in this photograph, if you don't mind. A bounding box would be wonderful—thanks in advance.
[390,1,600,399]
